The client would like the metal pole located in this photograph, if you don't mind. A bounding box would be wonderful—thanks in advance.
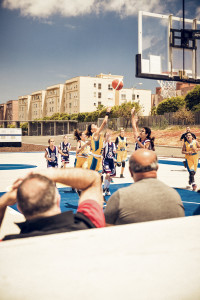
[183,0,185,74]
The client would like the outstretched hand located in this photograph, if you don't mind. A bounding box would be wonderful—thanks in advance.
[131,107,135,115]
[107,107,111,113]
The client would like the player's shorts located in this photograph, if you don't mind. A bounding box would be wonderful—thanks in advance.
[116,150,127,164]
[61,155,69,163]
[87,154,102,173]
[47,162,58,168]
[103,158,116,176]
[75,157,88,169]
[185,154,198,173]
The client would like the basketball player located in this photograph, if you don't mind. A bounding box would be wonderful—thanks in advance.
[86,107,111,173]
[58,135,71,168]
[45,138,59,168]
[103,132,116,196]
[74,129,90,169]
[115,128,128,178]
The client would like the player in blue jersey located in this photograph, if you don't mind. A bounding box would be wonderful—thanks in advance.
[45,138,59,168]
[102,132,116,196]
[59,135,71,168]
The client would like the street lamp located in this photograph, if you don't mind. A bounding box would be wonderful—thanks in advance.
[132,83,143,103]
[133,82,143,89]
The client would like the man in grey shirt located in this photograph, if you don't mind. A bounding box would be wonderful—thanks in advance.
[104,149,185,225]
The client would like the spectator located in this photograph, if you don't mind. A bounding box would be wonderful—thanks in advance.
[104,149,185,225]
[0,168,105,241]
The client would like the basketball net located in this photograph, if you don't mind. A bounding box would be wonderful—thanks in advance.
[157,80,177,99]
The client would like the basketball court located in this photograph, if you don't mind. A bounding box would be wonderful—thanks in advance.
[1,3,200,299]
[1,149,200,239]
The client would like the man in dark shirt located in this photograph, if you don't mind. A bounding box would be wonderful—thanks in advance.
[0,168,105,241]
[180,126,196,142]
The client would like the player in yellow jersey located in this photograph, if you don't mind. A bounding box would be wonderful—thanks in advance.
[74,129,90,169]
[86,107,111,173]
[182,132,200,191]
[115,128,128,178]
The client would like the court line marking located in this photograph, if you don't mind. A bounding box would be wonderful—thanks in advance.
[182,201,200,205]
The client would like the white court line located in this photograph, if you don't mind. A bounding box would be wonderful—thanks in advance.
[182,201,200,205]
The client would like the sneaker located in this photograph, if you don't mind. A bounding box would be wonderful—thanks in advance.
[106,189,111,196]
[103,188,106,196]
[120,174,125,178]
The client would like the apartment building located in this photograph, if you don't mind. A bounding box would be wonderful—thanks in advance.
[3,100,18,121]
[45,84,64,117]
[30,90,46,120]
[18,95,31,121]
[0,103,6,122]
[118,88,152,116]
[65,73,124,114]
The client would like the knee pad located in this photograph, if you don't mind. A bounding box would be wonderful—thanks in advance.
[122,161,125,168]
[117,163,121,167]
[190,171,195,176]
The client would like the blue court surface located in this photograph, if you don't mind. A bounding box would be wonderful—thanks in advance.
[1,183,199,218]
[0,164,37,170]
[0,153,200,219]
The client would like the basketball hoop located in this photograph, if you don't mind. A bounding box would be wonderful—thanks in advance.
[157,80,177,99]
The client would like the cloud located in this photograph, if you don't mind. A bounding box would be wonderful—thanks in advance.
[2,0,166,19]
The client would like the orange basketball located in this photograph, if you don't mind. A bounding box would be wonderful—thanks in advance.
[112,79,123,91]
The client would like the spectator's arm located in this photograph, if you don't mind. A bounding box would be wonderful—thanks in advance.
[104,191,120,225]
[0,179,22,227]
[34,168,103,208]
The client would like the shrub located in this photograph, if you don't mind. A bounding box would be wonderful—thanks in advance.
[156,96,185,115]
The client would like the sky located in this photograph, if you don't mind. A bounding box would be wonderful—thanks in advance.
[0,0,199,104]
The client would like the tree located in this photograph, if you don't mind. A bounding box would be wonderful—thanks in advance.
[173,106,195,125]
[156,96,185,115]
[185,85,200,111]
[117,102,141,128]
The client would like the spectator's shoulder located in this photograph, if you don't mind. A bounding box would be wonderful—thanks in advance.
[77,199,105,228]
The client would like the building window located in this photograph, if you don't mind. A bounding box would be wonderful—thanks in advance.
[94,83,96,88]
[98,83,101,89]
[121,94,126,100]
[137,95,139,99]
[94,92,96,97]
[132,95,135,100]
[98,92,101,98]
[98,101,101,106]
[108,84,113,90]
[69,103,71,108]
[94,103,96,106]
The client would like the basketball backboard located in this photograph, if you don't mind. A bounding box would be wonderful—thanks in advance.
[136,11,200,83]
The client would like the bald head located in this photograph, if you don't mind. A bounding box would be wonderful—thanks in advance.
[17,174,58,219]
[129,149,158,181]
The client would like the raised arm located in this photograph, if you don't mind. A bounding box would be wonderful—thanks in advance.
[131,108,139,139]
[35,168,103,208]
[0,179,23,227]
[95,107,111,137]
